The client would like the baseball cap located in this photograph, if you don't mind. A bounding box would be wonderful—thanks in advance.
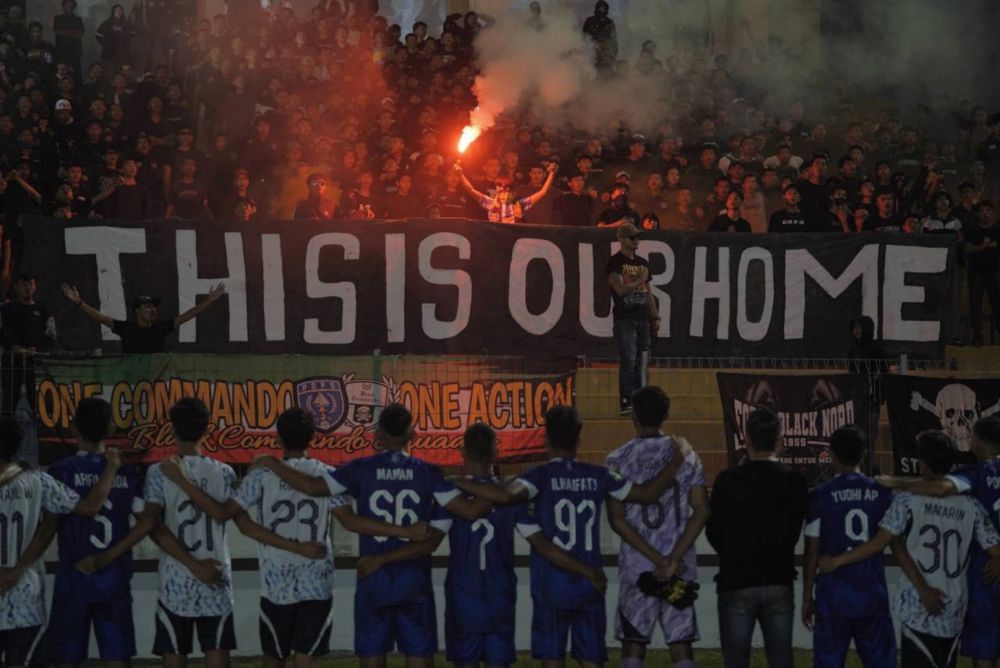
[615,170,631,180]
[132,296,160,309]
[630,134,646,145]
[616,222,642,239]
[54,99,72,111]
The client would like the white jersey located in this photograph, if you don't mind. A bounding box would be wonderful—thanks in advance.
[0,470,79,629]
[233,458,348,605]
[145,455,236,617]
[880,491,1000,637]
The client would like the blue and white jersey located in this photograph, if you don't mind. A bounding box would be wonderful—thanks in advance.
[431,477,539,634]
[947,460,1000,589]
[234,458,349,605]
[145,455,235,617]
[805,472,892,618]
[881,491,1000,637]
[48,452,144,601]
[517,458,632,610]
[0,470,79,630]
[323,450,459,607]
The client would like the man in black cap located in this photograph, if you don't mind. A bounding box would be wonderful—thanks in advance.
[60,283,226,353]
[582,1,617,73]
[0,272,57,420]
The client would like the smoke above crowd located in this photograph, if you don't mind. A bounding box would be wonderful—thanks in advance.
[463,0,998,139]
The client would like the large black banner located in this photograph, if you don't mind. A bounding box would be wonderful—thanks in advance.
[717,372,873,486]
[884,375,1000,475]
[25,218,955,357]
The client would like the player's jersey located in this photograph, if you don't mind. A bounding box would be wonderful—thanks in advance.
[234,458,349,605]
[0,469,79,629]
[606,436,704,586]
[323,450,459,607]
[48,452,143,601]
[881,491,1000,637]
[145,455,235,617]
[948,460,1000,591]
[517,458,632,610]
[431,477,540,634]
[804,471,892,618]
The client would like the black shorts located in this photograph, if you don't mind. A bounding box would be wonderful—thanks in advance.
[152,603,236,657]
[260,597,334,659]
[901,625,961,668]
[0,625,45,666]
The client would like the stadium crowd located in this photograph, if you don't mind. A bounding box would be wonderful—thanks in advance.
[0,0,998,341]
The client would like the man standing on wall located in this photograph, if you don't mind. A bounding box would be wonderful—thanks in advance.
[606,223,658,415]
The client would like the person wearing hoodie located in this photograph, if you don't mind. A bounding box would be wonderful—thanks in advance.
[583,1,617,73]
[95,5,132,74]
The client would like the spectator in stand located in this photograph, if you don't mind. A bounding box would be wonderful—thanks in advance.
[684,145,721,203]
[664,188,704,231]
[457,162,558,225]
[551,170,595,227]
[921,193,962,233]
[708,192,751,233]
[953,182,980,229]
[93,158,151,219]
[964,201,1000,346]
[382,173,421,218]
[763,143,802,182]
[740,174,767,233]
[583,1,617,73]
[0,272,56,421]
[52,0,84,83]
[165,157,210,219]
[95,5,133,75]
[863,192,904,233]
[796,155,832,228]
[61,284,226,354]
[293,173,337,220]
[819,186,851,233]
[704,177,731,217]
[768,185,807,233]
[516,164,559,224]
[596,184,641,229]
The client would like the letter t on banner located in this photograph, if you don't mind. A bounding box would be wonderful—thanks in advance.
[65,227,147,341]
[176,230,249,342]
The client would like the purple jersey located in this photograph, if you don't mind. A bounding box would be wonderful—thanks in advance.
[323,450,459,607]
[47,452,143,601]
[804,472,892,618]
[517,458,632,610]
[947,460,1000,589]
[606,436,705,585]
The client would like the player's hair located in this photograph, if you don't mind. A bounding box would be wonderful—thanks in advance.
[276,407,316,451]
[378,403,412,439]
[747,409,781,452]
[0,420,22,461]
[916,430,957,475]
[973,416,1000,452]
[632,386,670,428]
[545,405,582,452]
[73,397,113,443]
[829,425,866,466]
[169,398,210,442]
[463,423,495,463]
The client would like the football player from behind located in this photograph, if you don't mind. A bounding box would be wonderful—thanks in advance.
[802,426,895,668]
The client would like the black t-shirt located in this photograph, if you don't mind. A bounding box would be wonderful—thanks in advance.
[709,215,752,233]
[596,205,641,228]
[768,208,808,233]
[111,319,174,353]
[551,192,595,227]
[965,225,1000,274]
[605,252,651,321]
[107,183,150,219]
[796,179,832,221]
[863,214,904,234]
[169,180,208,219]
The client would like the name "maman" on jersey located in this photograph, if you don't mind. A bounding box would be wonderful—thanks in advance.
[376,468,414,481]
[551,477,599,492]
[74,473,131,489]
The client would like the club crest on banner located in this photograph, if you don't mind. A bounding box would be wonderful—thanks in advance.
[343,375,395,431]
[295,378,348,433]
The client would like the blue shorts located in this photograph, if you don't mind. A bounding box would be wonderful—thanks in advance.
[445,604,514,666]
[354,596,437,658]
[531,602,607,664]
[962,583,1000,660]
[814,615,896,668]
[47,593,136,664]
